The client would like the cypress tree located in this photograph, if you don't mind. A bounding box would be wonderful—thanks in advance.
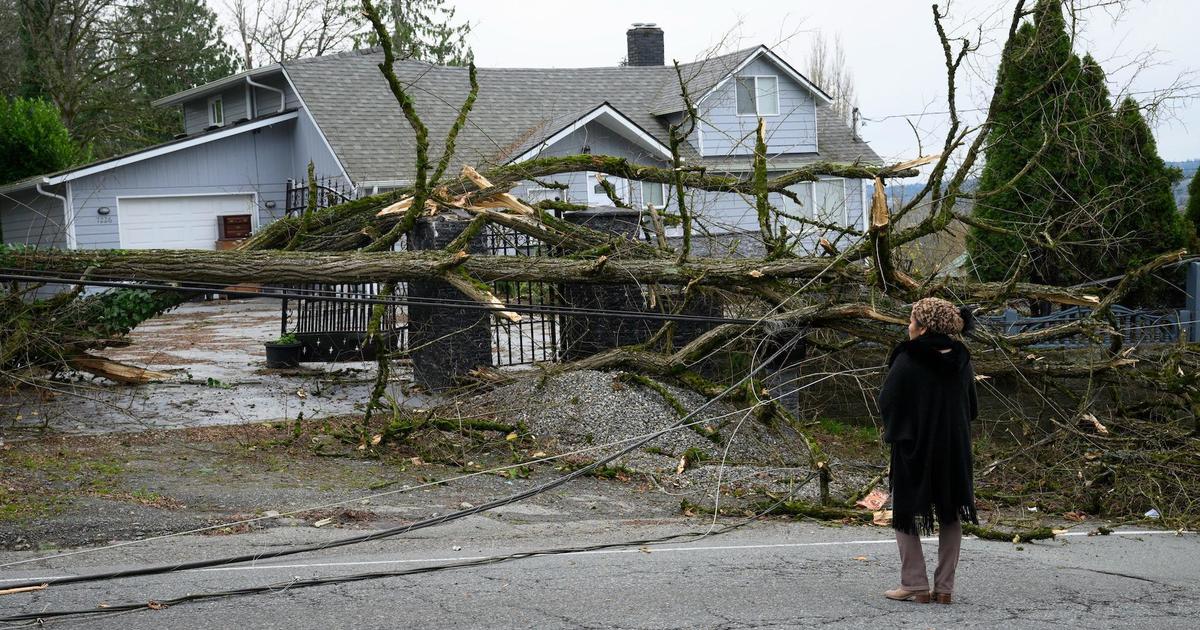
[1104,97,1189,303]
[968,0,1086,286]
[968,0,1185,305]
[1186,166,1200,242]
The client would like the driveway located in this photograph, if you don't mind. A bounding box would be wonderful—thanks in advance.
[2,298,388,435]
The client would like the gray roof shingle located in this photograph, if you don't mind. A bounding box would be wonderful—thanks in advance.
[282,47,880,184]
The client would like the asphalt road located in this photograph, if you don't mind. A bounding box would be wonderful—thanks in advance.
[2,518,1197,629]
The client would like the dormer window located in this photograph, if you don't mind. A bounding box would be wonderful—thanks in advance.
[735,76,780,116]
[208,96,224,127]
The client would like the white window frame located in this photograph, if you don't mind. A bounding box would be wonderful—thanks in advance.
[207,95,225,127]
[812,177,849,227]
[641,180,667,209]
[735,75,781,117]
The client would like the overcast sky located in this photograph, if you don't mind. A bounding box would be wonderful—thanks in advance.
[441,0,1197,163]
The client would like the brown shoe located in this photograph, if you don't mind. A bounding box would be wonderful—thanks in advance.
[884,587,931,603]
[932,592,953,604]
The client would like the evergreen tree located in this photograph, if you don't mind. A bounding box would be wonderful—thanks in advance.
[968,0,1086,286]
[114,0,241,149]
[0,97,88,184]
[1186,165,1200,242]
[968,0,1186,305]
[1107,98,1189,279]
[354,0,472,65]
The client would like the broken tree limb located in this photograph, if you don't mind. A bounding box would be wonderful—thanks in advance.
[442,271,522,323]
[66,354,171,384]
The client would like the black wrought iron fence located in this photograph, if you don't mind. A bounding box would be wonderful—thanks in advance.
[481,223,560,366]
[278,179,562,367]
[284,176,356,217]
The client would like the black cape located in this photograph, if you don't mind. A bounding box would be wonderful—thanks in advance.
[879,332,979,535]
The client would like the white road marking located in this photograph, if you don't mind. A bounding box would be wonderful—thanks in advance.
[0,529,1188,583]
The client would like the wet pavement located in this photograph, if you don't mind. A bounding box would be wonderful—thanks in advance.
[1,298,407,435]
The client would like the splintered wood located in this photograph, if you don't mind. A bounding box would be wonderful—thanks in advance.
[379,165,539,219]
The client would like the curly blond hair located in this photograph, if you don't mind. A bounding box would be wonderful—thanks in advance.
[911,297,964,335]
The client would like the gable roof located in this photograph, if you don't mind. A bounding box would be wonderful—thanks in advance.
[649,45,832,116]
[283,49,685,184]
[507,102,674,164]
[275,45,878,184]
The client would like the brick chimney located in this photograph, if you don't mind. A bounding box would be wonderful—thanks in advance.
[626,23,664,66]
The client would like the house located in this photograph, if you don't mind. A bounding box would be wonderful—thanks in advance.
[0,24,881,255]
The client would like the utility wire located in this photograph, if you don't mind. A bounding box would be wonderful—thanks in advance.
[0,364,883,571]
[0,471,818,625]
[0,335,805,594]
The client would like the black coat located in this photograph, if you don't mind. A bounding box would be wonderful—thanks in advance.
[879,332,979,535]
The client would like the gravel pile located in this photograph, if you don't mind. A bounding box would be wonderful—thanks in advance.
[474,370,812,473]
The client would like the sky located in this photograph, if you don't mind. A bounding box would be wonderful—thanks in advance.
[435,0,1198,163]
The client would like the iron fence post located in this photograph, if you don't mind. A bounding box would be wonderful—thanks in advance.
[1186,261,1200,344]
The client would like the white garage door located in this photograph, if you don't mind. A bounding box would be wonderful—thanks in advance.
[118,194,256,249]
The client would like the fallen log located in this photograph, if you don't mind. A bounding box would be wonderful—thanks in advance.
[0,249,1106,308]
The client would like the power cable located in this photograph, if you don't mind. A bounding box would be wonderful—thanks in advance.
[0,470,818,625]
[1,364,884,571]
[0,334,805,594]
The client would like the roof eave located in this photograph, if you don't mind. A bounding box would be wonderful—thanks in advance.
[0,175,52,196]
[151,64,284,108]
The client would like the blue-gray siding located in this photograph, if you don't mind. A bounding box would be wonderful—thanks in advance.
[68,120,297,249]
[505,120,866,252]
[1,187,68,248]
[181,73,301,136]
[694,57,818,157]
[510,121,672,209]
[292,110,348,186]
[183,84,250,135]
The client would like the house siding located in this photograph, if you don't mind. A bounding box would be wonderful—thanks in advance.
[249,74,300,117]
[68,120,296,249]
[509,121,671,208]
[181,72,299,136]
[683,175,868,251]
[182,84,250,135]
[502,120,864,251]
[696,57,818,158]
[292,110,348,188]
[1,187,68,248]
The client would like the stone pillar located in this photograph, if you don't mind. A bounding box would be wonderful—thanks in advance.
[558,207,725,360]
[764,333,808,419]
[559,208,652,361]
[407,216,492,389]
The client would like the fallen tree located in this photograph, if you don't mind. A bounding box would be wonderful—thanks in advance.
[1,0,1197,528]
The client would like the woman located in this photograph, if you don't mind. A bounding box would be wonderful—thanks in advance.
[879,297,978,605]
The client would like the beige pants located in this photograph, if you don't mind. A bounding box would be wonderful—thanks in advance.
[895,520,961,594]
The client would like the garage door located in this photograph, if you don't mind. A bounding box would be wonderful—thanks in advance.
[118,194,256,249]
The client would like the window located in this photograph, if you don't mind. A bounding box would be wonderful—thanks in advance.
[641,180,666,208]
[735,76,780,116]
[814,179,847,224]
[208,96,224,127]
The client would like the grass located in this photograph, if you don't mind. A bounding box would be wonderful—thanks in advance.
[0,450,128,522]
[814,418,880,445]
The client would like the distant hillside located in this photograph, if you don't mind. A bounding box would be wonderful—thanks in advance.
[888,159,1199,209]
[1172,159,1199,208]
